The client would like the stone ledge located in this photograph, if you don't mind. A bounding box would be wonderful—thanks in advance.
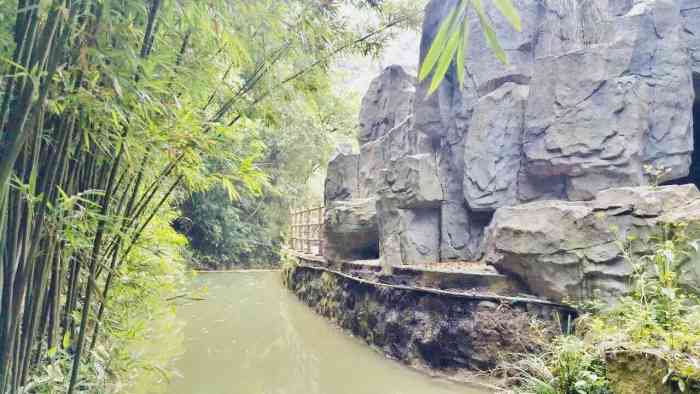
[283,262,573,376]
[288,254,576,311]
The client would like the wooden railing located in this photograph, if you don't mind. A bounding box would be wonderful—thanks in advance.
[289,206,324,256]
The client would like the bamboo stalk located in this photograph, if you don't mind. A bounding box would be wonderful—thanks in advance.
[67,133,125,394]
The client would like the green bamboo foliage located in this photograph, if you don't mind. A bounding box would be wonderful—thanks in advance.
[0,1,417,392]
[419,0,522,95]
[0,1,253,392]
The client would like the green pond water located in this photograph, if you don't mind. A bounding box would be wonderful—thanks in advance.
[141,271,491,394]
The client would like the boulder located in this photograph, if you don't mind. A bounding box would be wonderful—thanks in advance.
[484,199,620,301]
[324,199,379,262]
[377,199,441,267]
[382,154,443,209]
[324,144,359,204]
[359,65,416,145]
[484,185,700,302]
[375,154,443,266]
[358,116,431,199]
[594,185,700,217]
[464,83,529,211]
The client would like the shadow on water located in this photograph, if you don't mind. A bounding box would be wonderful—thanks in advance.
[136,271,491,394]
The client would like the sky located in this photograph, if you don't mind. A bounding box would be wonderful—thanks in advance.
[331,1,423,99]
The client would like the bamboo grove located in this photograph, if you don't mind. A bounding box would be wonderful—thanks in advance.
[0,0,419,392]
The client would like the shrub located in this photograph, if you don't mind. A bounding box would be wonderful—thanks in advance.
[501,225,700,394]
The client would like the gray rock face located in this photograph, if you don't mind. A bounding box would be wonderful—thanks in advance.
[381,154,443,209]
[359,66,416,145]
[420,0,694,205]
[464,83,529,211]
[358,117,430,198]
[377,199,441,268]
[324,65,440,266]
[682,0,700,74]
[375,153,443,267]
[324,144,359,205]
[324,199,379,262]
[484,185,700,302]
[412,0,696,260]
[524,0,693,199]
[322,0,700,301]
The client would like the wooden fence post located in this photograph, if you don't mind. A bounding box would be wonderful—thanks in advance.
[319,207,324,256]
[291,210,296,250]
[303,209,308,253]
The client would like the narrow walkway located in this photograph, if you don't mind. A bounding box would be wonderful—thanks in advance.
[288,250,576,312]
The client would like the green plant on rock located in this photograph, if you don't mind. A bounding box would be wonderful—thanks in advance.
[504,335,611,394]
[502,224,700,394]
[588,224,700,392]
[644,164,673,188]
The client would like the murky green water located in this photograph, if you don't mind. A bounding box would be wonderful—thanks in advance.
[147,271,490,394]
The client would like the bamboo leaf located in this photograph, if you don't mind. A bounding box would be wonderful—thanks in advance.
[62,332,71,349]
[221,177,240,201]
[456,35,465,88]
[456,17,470,89]
[28,160,39,198]
[473,0,508,64]
[418,6,458,82]
[112,77,123,98]
[492,0,522,32]
[428,26,463,95]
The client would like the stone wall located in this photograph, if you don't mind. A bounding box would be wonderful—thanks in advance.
[414,0,696,254]
[322,0,700,302]
[283,263,565,373]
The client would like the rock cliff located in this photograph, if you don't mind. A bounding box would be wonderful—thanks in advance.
[323,0,700,302]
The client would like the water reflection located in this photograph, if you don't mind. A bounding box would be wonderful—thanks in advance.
[148,272,490,394]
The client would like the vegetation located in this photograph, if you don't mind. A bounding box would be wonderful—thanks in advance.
[0,0,599,392]
[419,0,521,94]
[0,0,421,392]
[179,0,526,270]
[501,225,700,394]
[173,57,358,270]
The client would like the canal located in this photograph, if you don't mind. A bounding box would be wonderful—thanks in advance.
[144,271,491,394]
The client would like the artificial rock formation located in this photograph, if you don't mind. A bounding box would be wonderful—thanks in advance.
[323,0,700,302]
[418,0,696,204]
[323,198,379,262]
[683,0,700,75]
[324,66,441,267]
[358,65,416,145]
[485,184,700,302]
